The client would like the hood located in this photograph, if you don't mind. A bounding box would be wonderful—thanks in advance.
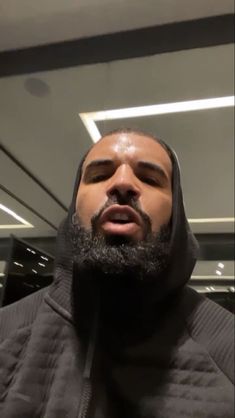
[50,139,199,325]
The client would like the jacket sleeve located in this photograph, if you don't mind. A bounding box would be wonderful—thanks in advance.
[181,286,234,385]
[0,287,48,342]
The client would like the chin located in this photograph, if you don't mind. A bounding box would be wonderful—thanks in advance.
[103,233,136,246]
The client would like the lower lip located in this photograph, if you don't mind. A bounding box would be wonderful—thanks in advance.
[101,221,139,236]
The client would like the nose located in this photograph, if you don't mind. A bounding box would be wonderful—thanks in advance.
[106,164,140,201]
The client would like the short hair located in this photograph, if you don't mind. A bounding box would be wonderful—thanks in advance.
[78,127,173,182]
[99,127,172,160]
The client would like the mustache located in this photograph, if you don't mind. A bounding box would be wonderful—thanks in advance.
[90,195,152,236]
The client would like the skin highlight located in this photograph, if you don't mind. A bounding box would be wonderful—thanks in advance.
[76,132,173,242]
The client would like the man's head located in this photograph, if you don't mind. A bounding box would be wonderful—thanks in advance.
[70,129,174,282]
[76,130,173,243]
[56,128,198,303]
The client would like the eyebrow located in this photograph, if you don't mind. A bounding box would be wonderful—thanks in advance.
[83,159,113,173]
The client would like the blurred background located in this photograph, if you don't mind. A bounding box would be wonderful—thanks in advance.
[0,0,234,310]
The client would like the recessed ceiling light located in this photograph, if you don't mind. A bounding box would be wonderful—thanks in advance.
[80,96,234,143]
[26,248,36,254]
[215,270,222,276]
[218,263,225,269]
[41,256,49,261]
[14,262,24,268]
[0,203,33,229]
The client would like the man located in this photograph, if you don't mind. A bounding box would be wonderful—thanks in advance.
[0,129,234,418]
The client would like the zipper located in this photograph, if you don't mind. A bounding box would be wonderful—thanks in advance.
[77,304,99,418]
[77,378,92,418]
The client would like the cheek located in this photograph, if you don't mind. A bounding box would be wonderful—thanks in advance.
[76,191,94,227]
[141,193,172,232]
[76,187,106,227]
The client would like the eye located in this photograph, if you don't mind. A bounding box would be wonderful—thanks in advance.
[140,176,160,186]
[90,173,110,183]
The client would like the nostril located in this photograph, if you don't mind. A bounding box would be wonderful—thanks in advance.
[108,188,139,204]
[127,189,139,198]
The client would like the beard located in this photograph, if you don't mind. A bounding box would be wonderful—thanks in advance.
[70,198,171,284]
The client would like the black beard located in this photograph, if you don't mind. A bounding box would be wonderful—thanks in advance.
[71,203,171,283]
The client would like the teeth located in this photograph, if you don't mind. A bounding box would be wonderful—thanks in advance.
[111,213,130,221]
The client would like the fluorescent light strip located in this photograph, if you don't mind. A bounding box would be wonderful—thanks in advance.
[191,275,234,280]
[89,96,235,121]
[188,217,234,223]
[193,288,231,293]
[0,203,33,229]
[80,114,101,143]
[0,225,34,229]
[79,96,234,143]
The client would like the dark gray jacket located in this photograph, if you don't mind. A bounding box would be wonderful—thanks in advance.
[0,284,234,418]
[0,140,234,417]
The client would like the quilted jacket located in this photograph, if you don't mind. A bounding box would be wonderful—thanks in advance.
[0,140,234,417]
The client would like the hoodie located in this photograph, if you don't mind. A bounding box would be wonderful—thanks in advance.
[0,140,234,418]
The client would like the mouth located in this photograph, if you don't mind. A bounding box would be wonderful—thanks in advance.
[98,205,142,237]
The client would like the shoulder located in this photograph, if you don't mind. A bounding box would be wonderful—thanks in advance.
[179,286,234,383]
[0,287,49,342]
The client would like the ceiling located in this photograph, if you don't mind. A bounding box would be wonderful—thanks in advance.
[0,3,234,244]
[0,0,234,51]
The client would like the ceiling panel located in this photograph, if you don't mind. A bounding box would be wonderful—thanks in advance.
[192,260,234,278]
[0,0,233,51]
[0,187,60,239]
[0,151,67,238]
[0,44,234,237]
[0,210,22,226]
[0,45,233,196]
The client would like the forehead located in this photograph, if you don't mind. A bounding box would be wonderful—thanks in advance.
[83,133,172,175]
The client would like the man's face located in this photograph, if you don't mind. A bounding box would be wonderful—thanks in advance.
[76,133,172,242]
